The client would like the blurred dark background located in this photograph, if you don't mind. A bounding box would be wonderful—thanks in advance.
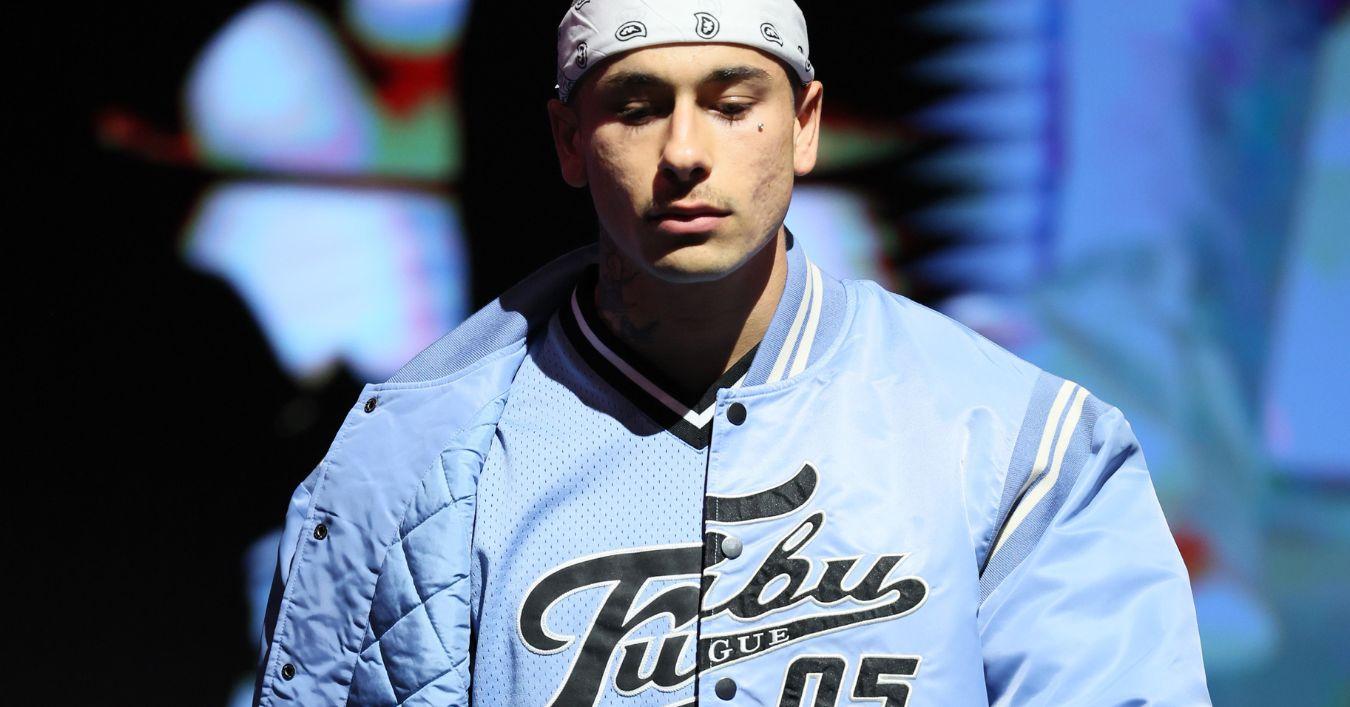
[42,0,1349,704]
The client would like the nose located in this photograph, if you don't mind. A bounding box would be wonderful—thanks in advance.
[658,98,712,186]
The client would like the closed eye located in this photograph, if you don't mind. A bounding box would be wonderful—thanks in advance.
[617,103,656,122]
[715,102,753,122]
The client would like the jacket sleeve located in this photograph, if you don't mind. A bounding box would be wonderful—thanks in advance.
[977,389,1211,705]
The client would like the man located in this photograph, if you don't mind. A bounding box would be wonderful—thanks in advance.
[254,1,1210,705]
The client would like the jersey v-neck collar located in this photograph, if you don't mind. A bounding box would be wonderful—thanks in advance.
[556,230,844,450]
[560,264,758,450]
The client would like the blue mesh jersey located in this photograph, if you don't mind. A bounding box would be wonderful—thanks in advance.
[254,234,1210,706]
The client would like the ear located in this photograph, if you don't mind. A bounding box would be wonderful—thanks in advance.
[791,81,824,176]
[547,98,588,188]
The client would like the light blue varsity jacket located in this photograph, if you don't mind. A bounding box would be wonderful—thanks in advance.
[254,239,1209,706]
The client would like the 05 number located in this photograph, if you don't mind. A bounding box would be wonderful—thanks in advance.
[778,654,920,706]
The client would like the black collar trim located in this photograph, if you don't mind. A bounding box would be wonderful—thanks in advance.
[560,266,757,449]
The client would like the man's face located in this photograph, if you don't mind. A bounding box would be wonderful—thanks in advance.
[549,43,823,283]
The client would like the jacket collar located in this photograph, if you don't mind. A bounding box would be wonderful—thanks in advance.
[742,228,846,387]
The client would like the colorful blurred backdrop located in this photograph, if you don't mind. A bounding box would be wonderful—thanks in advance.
[48,0,1347,704]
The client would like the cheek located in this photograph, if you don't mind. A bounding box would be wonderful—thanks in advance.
[586,133,651,204]
[744,139,795,217]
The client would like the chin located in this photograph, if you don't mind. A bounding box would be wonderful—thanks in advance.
[645,243,744,284]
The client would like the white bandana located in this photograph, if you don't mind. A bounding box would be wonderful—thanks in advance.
[555,0,814,101]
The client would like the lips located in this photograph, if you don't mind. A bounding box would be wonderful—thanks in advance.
[647,204,732,235]
[649,204,731,219]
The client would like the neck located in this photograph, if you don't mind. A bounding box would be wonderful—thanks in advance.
[592,227,788,399]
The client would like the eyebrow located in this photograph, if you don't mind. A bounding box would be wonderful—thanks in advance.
[596,65,775,92]
[703,65,774,84]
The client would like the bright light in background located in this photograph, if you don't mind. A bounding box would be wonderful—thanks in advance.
[345,0,472,54]
[1264,20,1350,479]
[181,0,472,388]
[785,185,895,287]
[184,183,468,383]
[187,1,377,173]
